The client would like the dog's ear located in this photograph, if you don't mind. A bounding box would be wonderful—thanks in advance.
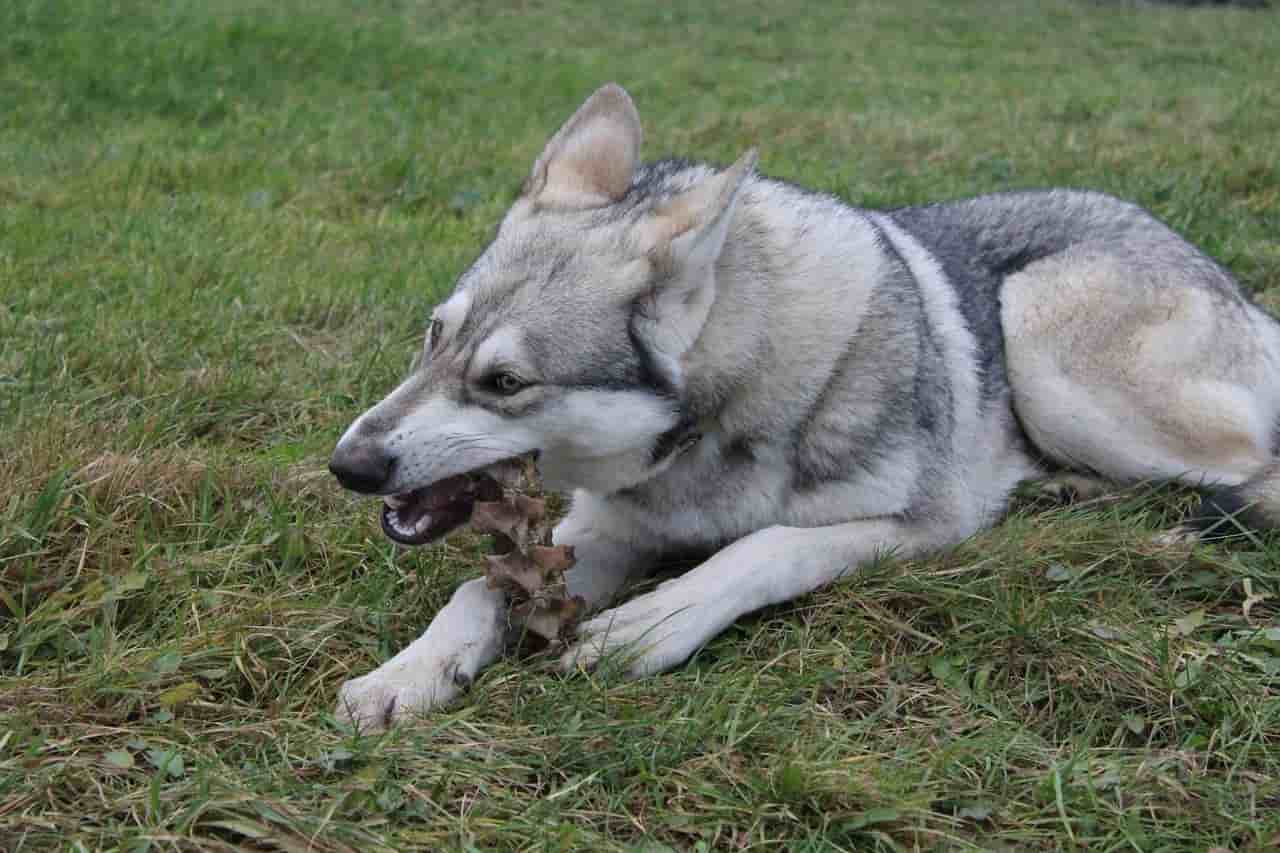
[631,149,757,394]
[525,83,641,209]
[647,149,757,272]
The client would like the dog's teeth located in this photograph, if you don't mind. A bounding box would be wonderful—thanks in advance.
[413,514,433,535]
[387,510,413,537]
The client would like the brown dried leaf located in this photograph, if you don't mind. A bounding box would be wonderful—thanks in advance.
[514,596,584,642]
[512,494,547,531]
[473,495,551,550]
[472,500,530,541]
[529,544,575,575]
[474,481,580,643]
[484,552,547,598]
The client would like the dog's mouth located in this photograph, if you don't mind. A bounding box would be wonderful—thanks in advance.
[379,456,531,546]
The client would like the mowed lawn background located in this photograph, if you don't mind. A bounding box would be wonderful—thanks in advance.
[3,0,1279,849]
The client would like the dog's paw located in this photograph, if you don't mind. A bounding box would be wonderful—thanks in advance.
[334,668,471,733]
[561,582,725,678]
[1149,525,1201,549]
[1033,474,1113,505]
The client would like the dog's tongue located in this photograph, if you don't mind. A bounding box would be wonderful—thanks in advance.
[381,473,502,546]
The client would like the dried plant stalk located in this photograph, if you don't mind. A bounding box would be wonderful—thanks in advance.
[471,478,582,642]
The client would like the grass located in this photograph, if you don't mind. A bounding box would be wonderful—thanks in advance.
[2,0,1279,848]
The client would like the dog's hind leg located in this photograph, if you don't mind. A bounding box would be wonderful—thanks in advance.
[1186,459,1280,536]
[1002,250,1280,508]
[1033,473,1115,504]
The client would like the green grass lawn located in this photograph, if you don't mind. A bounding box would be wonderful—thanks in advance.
[3,0,1280,849]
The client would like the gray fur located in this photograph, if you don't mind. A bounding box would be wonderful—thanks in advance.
[889,189,1242,403]
[790,247,930,493]
[331,84,1280,730]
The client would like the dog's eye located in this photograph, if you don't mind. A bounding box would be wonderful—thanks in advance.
[487,372,527,396]
[428,318,443,353]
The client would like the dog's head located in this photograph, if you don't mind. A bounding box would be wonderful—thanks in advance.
[329,84,756,545]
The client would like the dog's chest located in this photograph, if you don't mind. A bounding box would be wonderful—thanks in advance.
[609,434,805,549]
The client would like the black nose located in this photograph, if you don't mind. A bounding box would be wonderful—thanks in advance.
[329,443,396,494]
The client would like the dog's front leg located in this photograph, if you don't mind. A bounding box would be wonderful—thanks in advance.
[335,577,512,732]
[553,494,655,613]
[336,501,648,731]
[563,517,951,678]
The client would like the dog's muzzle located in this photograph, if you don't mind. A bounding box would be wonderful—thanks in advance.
[329,442,395,494]
[379,471,505,546]
[330,441,536,546]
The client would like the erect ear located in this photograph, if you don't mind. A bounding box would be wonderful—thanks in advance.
[631,149,758,395]
[524,83,642,209]
[647,148,757,272]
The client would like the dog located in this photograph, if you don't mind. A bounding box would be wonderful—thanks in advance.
[329,83,1280,730]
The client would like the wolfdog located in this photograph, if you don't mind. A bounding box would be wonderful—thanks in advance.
[329,84,1280,729]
